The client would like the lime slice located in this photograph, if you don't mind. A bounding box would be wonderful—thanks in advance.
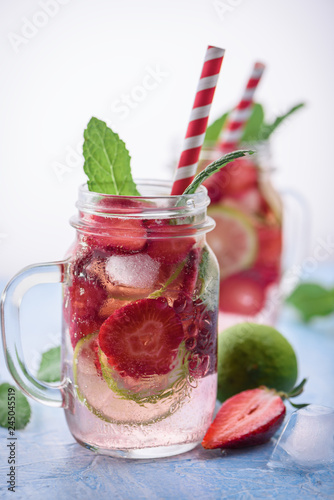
[73,333,191,424]
[207,205,258,278]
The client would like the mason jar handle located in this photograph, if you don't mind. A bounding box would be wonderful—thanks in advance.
[1,261,67,408]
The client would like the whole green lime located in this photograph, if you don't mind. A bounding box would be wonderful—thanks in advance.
[217,323,298,402]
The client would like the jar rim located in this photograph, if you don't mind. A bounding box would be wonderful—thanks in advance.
[71,180,215,236]
[76,180,211,215]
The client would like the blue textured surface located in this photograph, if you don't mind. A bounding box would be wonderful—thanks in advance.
[1,272,334,499]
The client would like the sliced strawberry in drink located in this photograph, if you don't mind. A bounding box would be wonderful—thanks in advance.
[145,219,195,264]
[204,158,258,203]
[98,297,184,378]
[180,247,201,295]
[189,306,217,378]
[86,217,147,253]
[244,262,280,288]
[221,158,258,197]
[219,273,265,316]
[255,224,282,267]
[64,277,107,347]
[202,387,286,449]
[82,197,147,253]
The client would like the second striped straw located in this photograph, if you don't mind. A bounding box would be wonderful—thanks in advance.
[171,45,225,195]
[218,62,265,152]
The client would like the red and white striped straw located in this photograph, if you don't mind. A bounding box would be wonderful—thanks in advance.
[218,61,265,152]
[171,46,225,195]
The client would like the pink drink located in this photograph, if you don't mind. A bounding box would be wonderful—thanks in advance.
[62,181,219,458]
[200,149,283,329]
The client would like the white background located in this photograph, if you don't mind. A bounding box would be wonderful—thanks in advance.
[1,0,333,278]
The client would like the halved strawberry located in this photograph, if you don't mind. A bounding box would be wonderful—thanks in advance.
[145,219,195,264]
[204,158,258,203]
[98,297,184,378]
[64,277,107,347]
[255,224,282,267]
[82,197,147,253]
[219,273,266,316]
[202,387,286,449]
[244,262,280,289]
[85,218,147,253]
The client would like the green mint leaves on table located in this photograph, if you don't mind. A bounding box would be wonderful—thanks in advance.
[0,346,61,430]
[83,117,140,195]
[203,102,305,148]
[183,150,254,195]
[0,383,31,430]
[286,283,334,322]
[37,346,61,383]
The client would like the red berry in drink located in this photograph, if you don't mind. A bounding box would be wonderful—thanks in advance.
[255,224,282,267]
[219,274,265,316]
[98,298,184,378]
[64,277,107,347]
[145,219,195,264]
[83,197,147,253]
[204,158,258,202]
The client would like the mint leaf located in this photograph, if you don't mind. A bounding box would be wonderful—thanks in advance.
[259,103,305,141]
[37,346,61,383]
[83,117,140,195]
[241,103,265,143]
[203,112,228,146]
[286,283,334,322]
[183,150,254,195]
[0,383,31,430]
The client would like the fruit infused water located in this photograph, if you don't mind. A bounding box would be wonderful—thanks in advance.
[202,147,283,328]
[62,180,220,457]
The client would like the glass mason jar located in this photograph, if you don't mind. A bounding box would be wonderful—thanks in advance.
[1,180,219,459]
[198,144,283,330]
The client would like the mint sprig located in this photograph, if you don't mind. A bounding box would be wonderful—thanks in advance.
[0,346,62,431]
[286,283,334,322]
[203,112,229,145]
[183,150,254,195]
[37,346,61,383]
[259,103,305,141]
[83,117,140,195]
[203,102,305,148]
[0,383,31,430]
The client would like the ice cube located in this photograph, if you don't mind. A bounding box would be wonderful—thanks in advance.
[105,254,160,289]
[268,405,334,470]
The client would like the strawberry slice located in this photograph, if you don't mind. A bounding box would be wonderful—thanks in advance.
[255,224,282,267]
[219,274,266,316]
[82,197,147,253]
[64,277,107,347]
[86,218,147,253]
[98,297,184,378]
[145,219,195,264]
[204,158,258,203]
[202,387,286,449]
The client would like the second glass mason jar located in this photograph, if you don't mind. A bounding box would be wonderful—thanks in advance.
[199,144,283,330]
[1,180,219,459]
